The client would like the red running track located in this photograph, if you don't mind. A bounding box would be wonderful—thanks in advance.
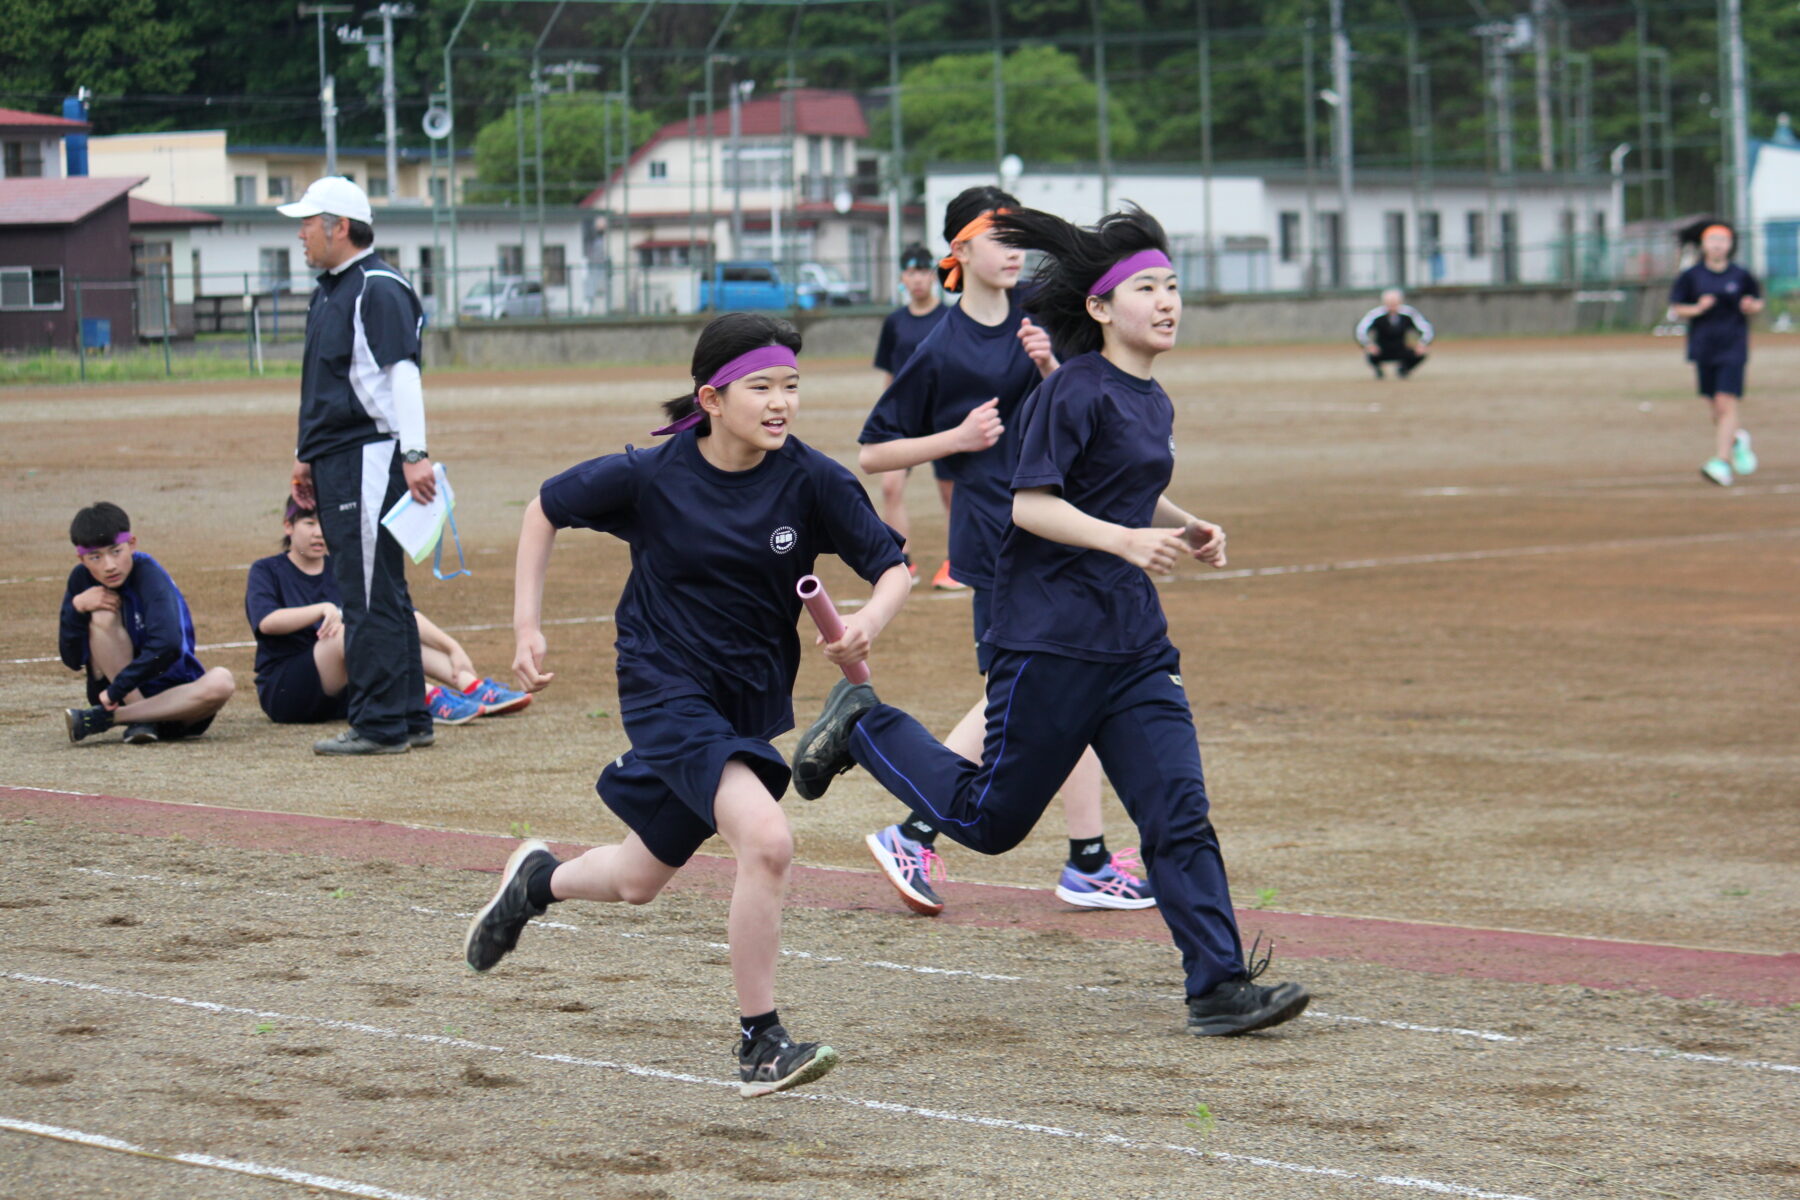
[3,785,1794,1006]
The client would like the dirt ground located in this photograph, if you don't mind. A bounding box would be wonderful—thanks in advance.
[1,333,1796,1198]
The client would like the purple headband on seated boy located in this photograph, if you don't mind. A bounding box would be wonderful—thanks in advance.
[652,344,800,436]
[75,531,132,557]
[1088,249,1174,298]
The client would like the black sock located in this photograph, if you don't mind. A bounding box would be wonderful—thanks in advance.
[1069,836,1109,875]
[524,855,560,909]
[903,815,939,845]
[740,1008,780,1043]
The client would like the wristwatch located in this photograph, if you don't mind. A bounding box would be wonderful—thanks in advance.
[402,449,428,464]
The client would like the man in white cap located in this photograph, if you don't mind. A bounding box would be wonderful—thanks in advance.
[280,176,435,755]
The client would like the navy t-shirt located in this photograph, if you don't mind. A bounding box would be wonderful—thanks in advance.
[987,352,1177,663]
[245,553,342,680]
[873,304,948,375]
[58,552,205,703]
[539,430,906,740]
[859,291,1041,590]
[1670,262,1760,364]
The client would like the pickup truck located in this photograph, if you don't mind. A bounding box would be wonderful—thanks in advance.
[698,261,817,311]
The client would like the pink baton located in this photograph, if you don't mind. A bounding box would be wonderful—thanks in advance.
[796,575,870,684]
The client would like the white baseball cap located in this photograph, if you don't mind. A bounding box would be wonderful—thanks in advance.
[277,176,374,225]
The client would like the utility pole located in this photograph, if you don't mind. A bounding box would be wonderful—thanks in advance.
[1532,0,1555,172]
[342,5,414,201]
[1723,0,1751,252]
[299,4,352,175]
[730,79,753,253]
[1328,0,1353,289]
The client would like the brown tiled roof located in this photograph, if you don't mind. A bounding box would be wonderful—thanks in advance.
[129,196,222,226]
[0,177,145,225]
[0,107,89,132]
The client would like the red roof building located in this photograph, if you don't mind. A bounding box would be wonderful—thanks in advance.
[0,176,144,351]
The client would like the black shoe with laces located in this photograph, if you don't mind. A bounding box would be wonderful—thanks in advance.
[64,705,114,743]
[791,679,878,800]
[1186,936,1310,1037]
[737,1024,839,1098]
[464,839,556,972]
[122,723,160,745]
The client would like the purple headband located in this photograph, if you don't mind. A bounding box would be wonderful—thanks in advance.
[652,344,801,436]
[75,531,132,557]
[1088,249,1174,297]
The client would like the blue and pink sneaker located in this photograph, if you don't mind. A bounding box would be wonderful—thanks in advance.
[427,684,482,725]
[865,824,947,916]
[1054,848,1157,910]
[463,677,532,716]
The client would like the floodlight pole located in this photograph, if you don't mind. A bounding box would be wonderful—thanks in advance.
[1328,0,1352,290]
[443,0,480,327]
[1302,20,1318,294]
[1197,0,1215,295]
[989,0,1006,184]
[886,0,903,299]
[1091,0,1111,216]
[1722,0,1751,258]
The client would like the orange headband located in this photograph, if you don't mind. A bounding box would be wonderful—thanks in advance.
[1702,224,1733,241]
[938,209,1009,291]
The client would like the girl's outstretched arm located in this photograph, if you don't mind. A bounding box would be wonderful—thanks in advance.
[820,563,912,670]
[858,399,1004,474]
[512,498,559,691]
[1014,486,1188,576]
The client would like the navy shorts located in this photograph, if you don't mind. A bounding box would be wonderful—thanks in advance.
[255,652,349,725]
[970,588,995,676]
[1696,359,1746,398]
[598,694,792,868]
[87,671,216,740]
[930,458,953,482]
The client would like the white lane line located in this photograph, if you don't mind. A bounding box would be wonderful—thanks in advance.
[13,526,1791,663]
[3,972,1544,1200]
[1607,1045,1800,1074]
[1181,527,1800,583]
[57,867,1800,1074]
[0,1115,449,1200]
[3,612,614,665]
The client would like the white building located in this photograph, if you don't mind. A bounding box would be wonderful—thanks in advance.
[580,88,923,314]
[926,164,1620,294]
[0,107,83,179]
[1748,138,1800,286]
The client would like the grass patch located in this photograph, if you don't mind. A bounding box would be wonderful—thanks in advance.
[0,350,302,386]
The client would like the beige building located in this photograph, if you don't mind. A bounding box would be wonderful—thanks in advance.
[85,130,477,209]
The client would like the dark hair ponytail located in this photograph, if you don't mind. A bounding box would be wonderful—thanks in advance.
[661,312,804,435]
[990,203,1171,358]
[937,185,1020,292]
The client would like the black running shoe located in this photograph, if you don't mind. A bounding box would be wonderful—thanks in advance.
[1186,936,1310,1037]
[791,679,877,800]
[64,705,114,743]
[737,1025,839,1098]
[464,839,556,972]
[122,723,159,745]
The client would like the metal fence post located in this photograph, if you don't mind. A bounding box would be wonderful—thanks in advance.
[75,281,85,383]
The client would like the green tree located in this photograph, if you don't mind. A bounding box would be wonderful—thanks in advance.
[892,44,1140,174]
[0,0,196,106]
[470,94,658,205]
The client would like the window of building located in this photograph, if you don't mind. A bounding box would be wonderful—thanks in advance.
[234,175,258,206]
[1277,211,1300,263]
[648,160,668,180]
[1591,210,1607,243]
[723,140,791,189]
[368,176,389,199]
[1420,210,1442,258]
[417,247,435,297]
[1466,211,1485,258]
[375,246,400,267]
[267,176,293,202]
[543,245,567,286]
[3,140,45,178]
[259,247,292,292]
[0,266,62,309]
[498,245,524,277]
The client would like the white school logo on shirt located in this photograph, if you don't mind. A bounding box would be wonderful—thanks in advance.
[1168,435,1177,453]
[769,526,797,554]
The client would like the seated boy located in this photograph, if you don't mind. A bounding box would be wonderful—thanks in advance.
[60,501,236,744]
[246,497,531,728]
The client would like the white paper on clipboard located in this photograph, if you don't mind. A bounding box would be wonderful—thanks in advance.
[380,462,454,564]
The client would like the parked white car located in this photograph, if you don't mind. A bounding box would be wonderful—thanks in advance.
[460,278,545,320]
[797,261,871,307]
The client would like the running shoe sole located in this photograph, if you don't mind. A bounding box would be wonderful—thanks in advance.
[1187,984,1311,1037]
[865,831,945,916]
[739,1044,839,1098]
[122,725,160,745]
[1053,883,1157,911]
[477,694,533,716]
[463,838,550,972]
